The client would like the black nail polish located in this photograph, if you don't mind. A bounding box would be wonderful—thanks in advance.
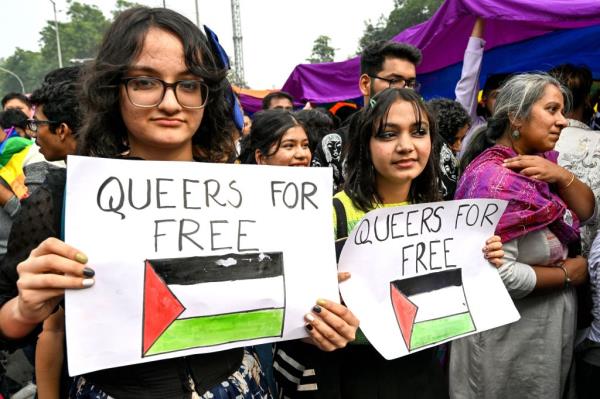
[83,267,95,278]
[305,324,313,331]
[312,305,322,313]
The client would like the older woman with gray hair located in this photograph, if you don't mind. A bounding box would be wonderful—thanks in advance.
[449,73,595,398]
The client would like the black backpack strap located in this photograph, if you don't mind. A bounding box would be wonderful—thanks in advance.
[333,197,348,262]
[333,197,348,239]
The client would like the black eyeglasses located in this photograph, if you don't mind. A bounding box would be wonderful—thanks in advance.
[121,77,209,109]
[26,119,57,134]
[368,75,421,91]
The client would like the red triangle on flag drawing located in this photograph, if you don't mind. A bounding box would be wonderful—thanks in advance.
[390,283,418,350]
[143,260,185,354]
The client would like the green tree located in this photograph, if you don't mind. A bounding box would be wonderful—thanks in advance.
[306,35,336,64]
[358,0,444,53]
[0,50,45,93]
[0,1,119,94]
[40,1,110,68]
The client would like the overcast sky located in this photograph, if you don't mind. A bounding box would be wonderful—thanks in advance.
[0,0,396,89]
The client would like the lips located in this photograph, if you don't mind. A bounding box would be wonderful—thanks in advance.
[152,118,184,127]
[392,159,417,168]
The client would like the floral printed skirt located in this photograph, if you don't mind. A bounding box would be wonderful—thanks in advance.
[70,349,272,399]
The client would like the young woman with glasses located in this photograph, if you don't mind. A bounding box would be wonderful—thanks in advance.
[0,7,357,399]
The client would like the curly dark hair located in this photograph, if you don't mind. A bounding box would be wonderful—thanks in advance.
[0,108,28,131]
[294,108,335,153]
[344,88,440,212]
[238,109,303,164]
[29,66,83,134]
[78,7,235,162]
[427,98,471,146]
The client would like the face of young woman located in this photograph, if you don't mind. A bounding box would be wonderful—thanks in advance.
[120,27,205,161]
[256,125,311,167]
[514,84,568,154]
[369,99,431,189]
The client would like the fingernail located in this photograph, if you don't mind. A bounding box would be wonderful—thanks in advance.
[83,267,95,278]
[316,298,327,306]
[305,313,315,322]
[305,323,313,331]
[82,278,95,287]
[312,305,322,313]
[75,253,88,264]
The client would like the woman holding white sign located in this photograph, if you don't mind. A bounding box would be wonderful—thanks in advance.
[451,73,594,398]
[273,87,504,398]
[0,7,358,399]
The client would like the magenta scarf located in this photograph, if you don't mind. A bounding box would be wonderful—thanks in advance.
[455,145,580,244]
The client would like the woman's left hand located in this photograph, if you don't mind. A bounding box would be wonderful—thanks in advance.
[304,299,359,352]
[483,235,504,268]
[503,155,571,186]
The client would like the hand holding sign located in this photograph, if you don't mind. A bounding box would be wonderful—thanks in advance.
[13,238,93,328]
[304,298,359,351]
[338,199,519,360]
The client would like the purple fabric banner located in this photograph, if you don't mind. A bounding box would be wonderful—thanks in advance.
[281,0,600,103]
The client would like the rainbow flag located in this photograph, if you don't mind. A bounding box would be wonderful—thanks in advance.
[0,129,32,199]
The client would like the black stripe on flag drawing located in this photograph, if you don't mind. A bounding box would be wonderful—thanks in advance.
[142,252,285,357]
[390,268,475,351]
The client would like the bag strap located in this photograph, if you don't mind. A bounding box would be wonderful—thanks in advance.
[333,197,348,262]
[333,197,348,239]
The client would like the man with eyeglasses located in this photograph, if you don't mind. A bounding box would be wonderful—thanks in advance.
[0,67,81,262]
[310,40,422,193]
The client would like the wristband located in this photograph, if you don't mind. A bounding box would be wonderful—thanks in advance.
[558,261,571,288]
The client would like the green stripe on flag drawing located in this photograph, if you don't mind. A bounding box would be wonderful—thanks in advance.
[142,252,286,357]
[410,312,475,349]
[146,308,285,356]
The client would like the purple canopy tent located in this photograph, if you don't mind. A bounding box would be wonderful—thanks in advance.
[280,0,600,103]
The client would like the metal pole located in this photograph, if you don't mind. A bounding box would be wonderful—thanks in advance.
[49,0,63,68]
[0,66,26,93]
[194,0,200,27]
[163,0,166,7]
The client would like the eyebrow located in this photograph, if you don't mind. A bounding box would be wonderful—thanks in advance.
[383,121,429,130]
[383,74,416,80]
[127,65,194,78]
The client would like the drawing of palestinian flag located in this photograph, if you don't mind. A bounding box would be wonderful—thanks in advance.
[142,252,285,357]
[390,268,475,351]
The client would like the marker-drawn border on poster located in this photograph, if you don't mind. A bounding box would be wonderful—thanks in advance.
[141,252,287,357]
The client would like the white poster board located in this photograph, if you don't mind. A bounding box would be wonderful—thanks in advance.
[64,156,338,376]
[338,199,520,360]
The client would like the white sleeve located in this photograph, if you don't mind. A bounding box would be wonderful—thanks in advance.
[496,238,537,299]
[455,36,485,120]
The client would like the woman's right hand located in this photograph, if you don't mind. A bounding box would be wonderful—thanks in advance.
[563,256,587,286]
[15,237,94,325]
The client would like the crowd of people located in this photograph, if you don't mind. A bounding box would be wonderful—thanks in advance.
[0,6,599,399]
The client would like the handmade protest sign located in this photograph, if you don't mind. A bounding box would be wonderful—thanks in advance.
[64,156,337,376]
[338,199,519,360]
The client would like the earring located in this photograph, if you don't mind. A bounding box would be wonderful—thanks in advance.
[511,129,520,140]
